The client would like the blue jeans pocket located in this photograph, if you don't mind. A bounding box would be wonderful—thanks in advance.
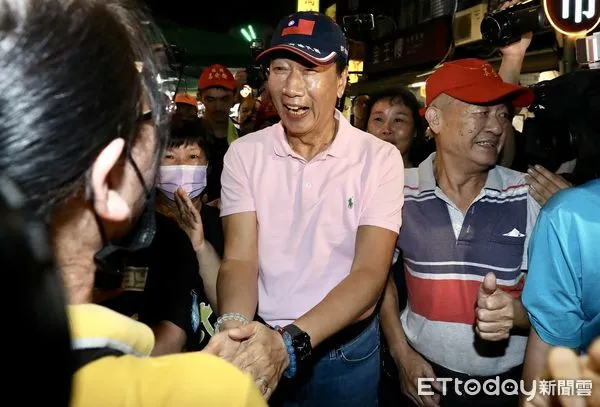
[339,319,380,363]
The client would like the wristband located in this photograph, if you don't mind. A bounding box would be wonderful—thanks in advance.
[214,312,249,333]
[275,326,297,378]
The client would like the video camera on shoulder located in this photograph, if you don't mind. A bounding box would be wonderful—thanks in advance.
[522,66,600,184]
[481,0,550,47]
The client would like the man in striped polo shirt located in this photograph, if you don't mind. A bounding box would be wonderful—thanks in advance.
[382,59,540,407]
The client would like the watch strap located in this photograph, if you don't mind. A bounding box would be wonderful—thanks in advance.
[283,324,304,338]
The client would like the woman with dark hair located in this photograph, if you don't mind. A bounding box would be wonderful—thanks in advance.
[365,88,433,312]
[365,88,433,407]
[100,117,224,354]
[366,88,433,168]
[0,0,264,406]
[156,116,221,235]
[138,117,223,355]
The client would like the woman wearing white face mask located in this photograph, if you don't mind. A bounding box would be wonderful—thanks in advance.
[155,118,224,256]
[126,117,223,356]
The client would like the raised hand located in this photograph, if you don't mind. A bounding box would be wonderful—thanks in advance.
[526,165,572,207]
[174,187,205,250]
[476,273,515,341]
[524,338,600,407]
[497,0,533,59]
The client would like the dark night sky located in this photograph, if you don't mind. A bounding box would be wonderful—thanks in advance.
[142,0,298,33]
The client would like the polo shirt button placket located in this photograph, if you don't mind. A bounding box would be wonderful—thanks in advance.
[302,164,319,208]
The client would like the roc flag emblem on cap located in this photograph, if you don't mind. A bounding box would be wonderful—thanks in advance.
[282,19,316,36]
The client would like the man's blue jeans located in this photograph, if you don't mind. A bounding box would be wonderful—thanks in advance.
[269,317,380,407]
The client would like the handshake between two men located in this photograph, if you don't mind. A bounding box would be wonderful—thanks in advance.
[199,271,522,402]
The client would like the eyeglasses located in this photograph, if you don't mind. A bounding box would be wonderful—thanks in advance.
[137,111,153,123]
[136,102,175,125]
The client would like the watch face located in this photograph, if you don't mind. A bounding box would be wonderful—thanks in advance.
[284,325,312,362]
[291,332,312,361]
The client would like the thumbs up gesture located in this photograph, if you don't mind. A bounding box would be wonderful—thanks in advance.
[475,272,515,341]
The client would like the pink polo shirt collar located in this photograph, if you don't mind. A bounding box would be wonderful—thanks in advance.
[271,109,351,160]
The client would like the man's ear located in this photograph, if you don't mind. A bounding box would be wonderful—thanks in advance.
[424,106,443,134]
[90,138,131,222]
[337,66,349,99]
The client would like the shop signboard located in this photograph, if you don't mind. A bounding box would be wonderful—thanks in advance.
[365,16,452,75]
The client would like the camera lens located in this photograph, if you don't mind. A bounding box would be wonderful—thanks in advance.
[480,15,504,44]
[480,2,548,47]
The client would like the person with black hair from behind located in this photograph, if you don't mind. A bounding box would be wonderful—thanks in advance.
[0,175,73,407]
[0,0,265,405]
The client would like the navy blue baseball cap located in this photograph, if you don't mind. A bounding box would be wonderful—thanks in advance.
[257,11,349,66]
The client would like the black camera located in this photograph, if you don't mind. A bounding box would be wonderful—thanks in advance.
[342,14,375,42]
[522,69,600,184]
[481,0,549,47]
[246,40,268,92]
[168,44,191,71]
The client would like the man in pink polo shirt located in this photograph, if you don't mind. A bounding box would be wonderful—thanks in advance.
[211,11,404,407]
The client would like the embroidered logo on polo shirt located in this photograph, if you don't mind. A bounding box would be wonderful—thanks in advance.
[347,197,354,209]
[502,228,525,238]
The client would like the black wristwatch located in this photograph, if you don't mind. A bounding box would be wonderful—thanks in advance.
[283,324,312,366]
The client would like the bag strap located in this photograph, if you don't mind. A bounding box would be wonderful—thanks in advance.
[72,347,125,372]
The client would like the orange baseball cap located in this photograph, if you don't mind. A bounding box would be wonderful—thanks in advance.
[174,93,198,107]
[198,64,236,91]
[420,58,534,115]
[256,99,279,124]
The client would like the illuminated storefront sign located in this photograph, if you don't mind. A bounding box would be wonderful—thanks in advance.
[297,0,319,12]
[348,59,363,84]
[544,0,600,36]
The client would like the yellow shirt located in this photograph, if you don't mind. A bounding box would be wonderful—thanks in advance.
[227,120,239,145]
[69,304,266,407]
